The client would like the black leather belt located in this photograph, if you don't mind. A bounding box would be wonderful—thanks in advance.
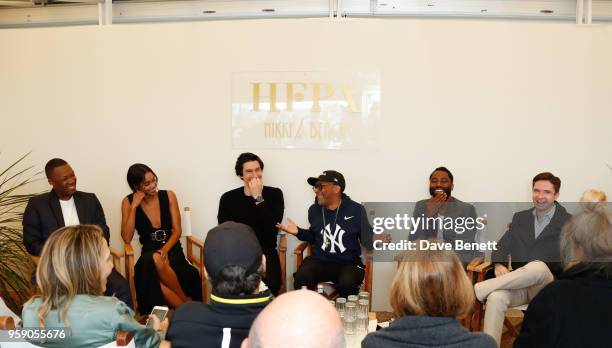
[150,229,168,242]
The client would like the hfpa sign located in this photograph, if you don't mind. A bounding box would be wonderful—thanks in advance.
[231,71,381,150]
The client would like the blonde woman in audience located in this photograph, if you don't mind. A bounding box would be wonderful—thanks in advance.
[514,205,612,347]
[362,246,496,348]
[22,225,166,348]
[579,188,606,211]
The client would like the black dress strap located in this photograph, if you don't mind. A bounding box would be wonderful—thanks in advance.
[158,190,172,230]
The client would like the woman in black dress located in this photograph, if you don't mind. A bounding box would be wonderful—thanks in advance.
[120,164,202,314]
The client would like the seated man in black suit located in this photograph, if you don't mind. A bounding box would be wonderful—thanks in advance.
[22,158,132,307]
[474,172,571,346]
[410,166,480,263]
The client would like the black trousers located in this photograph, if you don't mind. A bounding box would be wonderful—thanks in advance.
[105,268,133,308]
[293,256,365,298]
[263,248,281,296]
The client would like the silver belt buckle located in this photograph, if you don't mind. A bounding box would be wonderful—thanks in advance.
[152,229,167,242]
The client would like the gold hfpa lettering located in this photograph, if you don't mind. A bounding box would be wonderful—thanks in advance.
[252,82,359,113]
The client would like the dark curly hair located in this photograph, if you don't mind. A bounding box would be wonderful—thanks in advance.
[234,153,264,177]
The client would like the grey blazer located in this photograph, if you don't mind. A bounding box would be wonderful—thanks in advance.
[491,201,571,277]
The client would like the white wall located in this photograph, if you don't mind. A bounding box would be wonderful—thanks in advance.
[1,18,611,311]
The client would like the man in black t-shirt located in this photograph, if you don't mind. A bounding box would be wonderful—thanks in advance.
[217,152,284,295]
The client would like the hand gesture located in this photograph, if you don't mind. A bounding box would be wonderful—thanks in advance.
[148,315,169,332]
[494,264,510,277]
[373,233,392,243]
[248,177,264,199]
[425,191,448,217]
[155,249,168,265]
[131,191,146,209]
[276,218,298,235]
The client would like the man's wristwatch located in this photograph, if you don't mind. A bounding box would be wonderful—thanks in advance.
[254,195,264,204]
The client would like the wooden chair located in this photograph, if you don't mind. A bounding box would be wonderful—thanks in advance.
[0,315,15,329]
[465,257,492,331]
[294,242,373,307]
[466,257,527,337]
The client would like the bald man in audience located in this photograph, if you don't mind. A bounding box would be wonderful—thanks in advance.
[241,289,345,348]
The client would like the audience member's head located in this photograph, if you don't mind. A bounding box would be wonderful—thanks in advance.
[126,163,158,193]
[35,225,112,327]
[560,205,612,269]
[242,289,345,348]
[44,158,76,200]
[204,222,265,296]
[391,247,474,319]
[579,189,607,212]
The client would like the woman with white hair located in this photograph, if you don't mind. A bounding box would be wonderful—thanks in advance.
[514,205,612,347]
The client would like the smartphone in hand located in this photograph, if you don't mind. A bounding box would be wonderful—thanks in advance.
[145,306,169,329]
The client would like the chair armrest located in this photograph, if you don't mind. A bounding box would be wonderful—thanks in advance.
[278,234,287,293]
[186,236,207,302]
[293,242,309,255]
[0,316,15,330]
[110,247,123,274]
[116,330,134,346]
[473,261,493,273]
[293,242,310,270]
[278,233,287,253]
[124,243,135,256]
[466,257,493,273]
[363,250,373,296]
[186,236,204,265]
[123,243,137,312]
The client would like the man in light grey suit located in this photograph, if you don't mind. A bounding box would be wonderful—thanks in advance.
[410,167,480,263]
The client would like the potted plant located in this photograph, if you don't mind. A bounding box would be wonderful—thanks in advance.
[0,153,41,312]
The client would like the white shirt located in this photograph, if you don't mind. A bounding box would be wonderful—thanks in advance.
[437,214,445,241]
[59,197,80,226]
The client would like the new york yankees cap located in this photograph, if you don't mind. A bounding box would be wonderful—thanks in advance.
[307,170,346,192]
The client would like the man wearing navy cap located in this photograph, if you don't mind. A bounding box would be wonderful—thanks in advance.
[277,170,376,297]
[166,222,272,348]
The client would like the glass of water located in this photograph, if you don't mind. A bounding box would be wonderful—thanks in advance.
[335,297,346,317]
[343,314,356,335]
[358,291,369,303]
[345,302,356,320]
